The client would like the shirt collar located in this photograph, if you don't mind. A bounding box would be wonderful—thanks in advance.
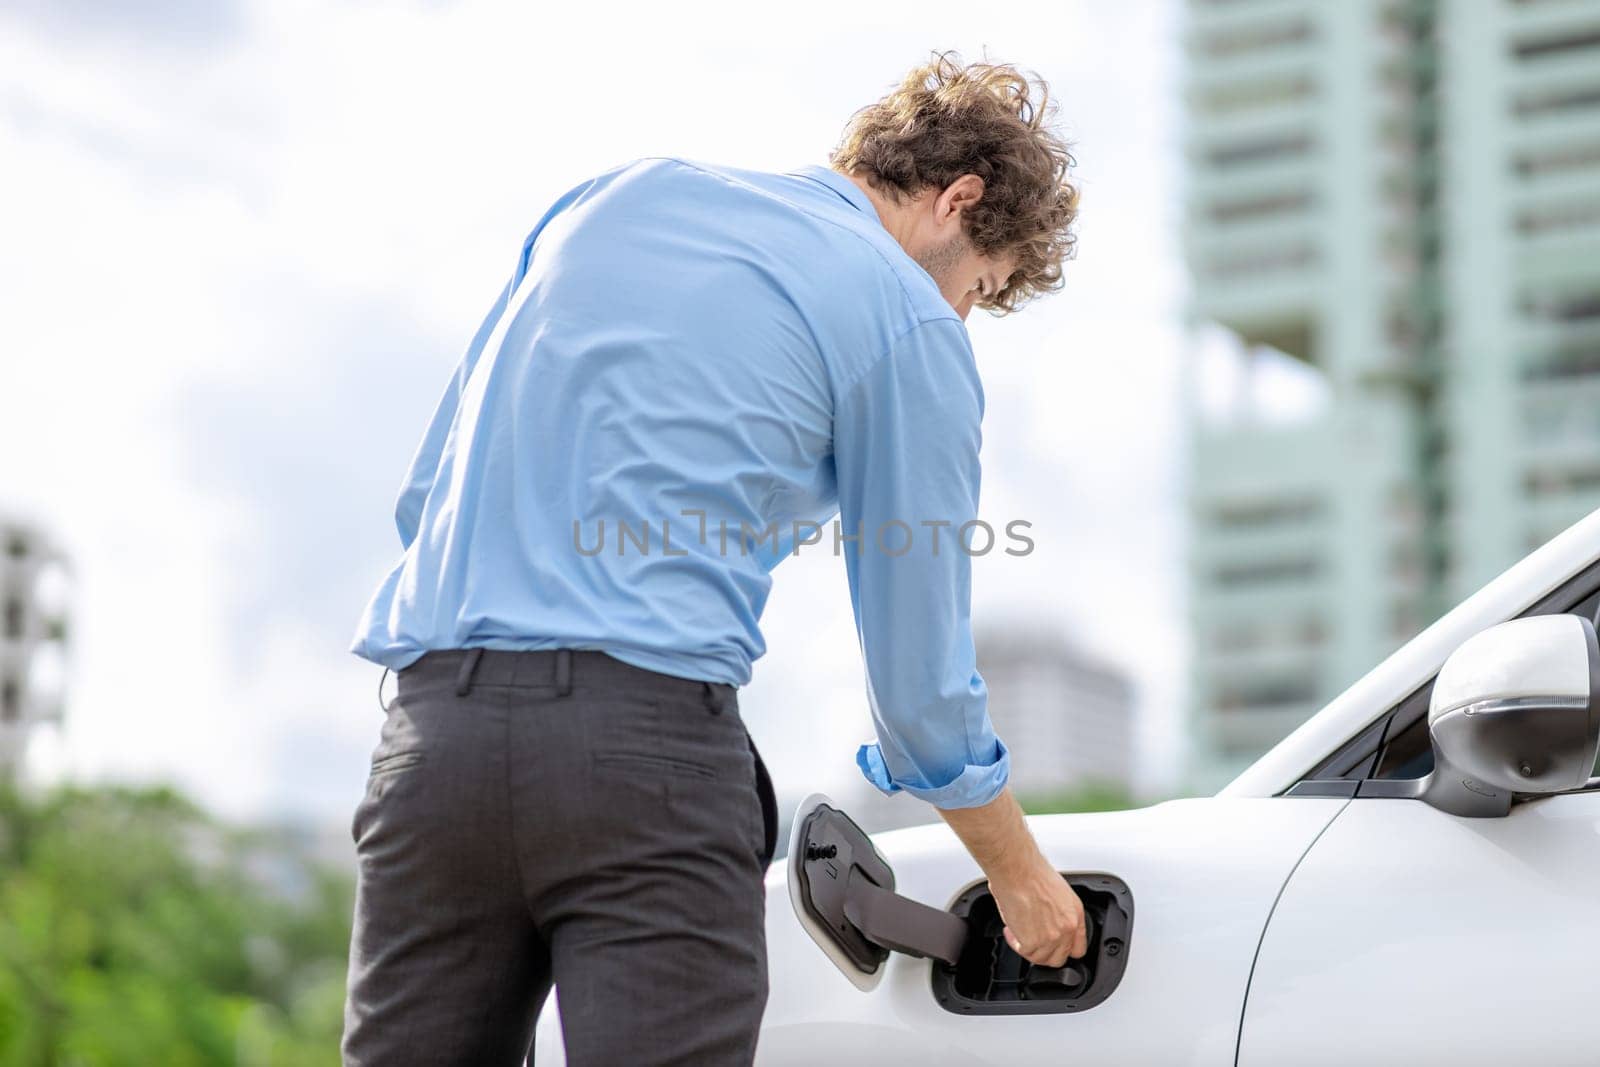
[790,164,879,220]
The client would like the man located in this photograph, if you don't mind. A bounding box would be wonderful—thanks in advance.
[343,53,1084,1066]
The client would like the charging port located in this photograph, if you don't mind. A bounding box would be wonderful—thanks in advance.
[787,795,1135,1008]
[932,875,1133,1016]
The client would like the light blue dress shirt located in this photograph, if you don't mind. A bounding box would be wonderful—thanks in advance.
[351,158,1009,808]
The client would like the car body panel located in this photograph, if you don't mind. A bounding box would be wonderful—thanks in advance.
[757,797,1348,1066]
[1237,792,1600,1065]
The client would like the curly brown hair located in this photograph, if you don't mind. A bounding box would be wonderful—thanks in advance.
[830,52,1078,314]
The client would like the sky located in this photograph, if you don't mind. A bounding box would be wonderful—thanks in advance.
[0,0,1190,828]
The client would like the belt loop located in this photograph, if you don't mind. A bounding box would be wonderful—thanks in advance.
[702,681,723,715]
[454,648,485,697]
[555,649,573,697]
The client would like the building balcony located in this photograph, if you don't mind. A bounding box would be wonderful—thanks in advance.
[1185,210,1321,260]
[1508,109,1600,165]
[1190,523,1331,567]
[1521,487,1600,547]
[1184,0,1310,33]
[1194,638,1327,678]
[1205,703,1322,760]
[1510,169,1600,222]
[1506,49,1600,98]
[1187,97,1320,153]
[1185,63,1318,120]
[1187,153,1321,205]
[1505,0,1600,42]
[1194,420,1333,481]
[1515,229,1600,287]
[1516,316,1600,361]
[1184,7,1320,75]
[1189,577,1335,626]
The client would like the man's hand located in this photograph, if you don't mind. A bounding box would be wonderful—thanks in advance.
[936,786,1088,967]
[986,856,1086,966]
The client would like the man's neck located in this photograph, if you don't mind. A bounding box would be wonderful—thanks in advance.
[838,168,920,250]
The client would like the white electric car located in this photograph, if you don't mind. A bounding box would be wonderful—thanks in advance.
[538,508,1600,1065]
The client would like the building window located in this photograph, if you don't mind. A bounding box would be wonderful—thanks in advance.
[1295,617,1329,645]
[1512,25,1600,61]
[1213,557,1320,587]
[1208,615,1329,653]
[1516,199,1600,236]
[1215,676,1319,711]
[1209,244,1317,279]
[1390,601,1424,642]
[1197,75,1315,115]
[1211,497,1322,529]
[1523,290,1600,323]
[1389,542,1424,586]
[1514,83,1600,118]
[1208,190,1315,223]
[1514,140,1600,178]
[1205,133,1314,168]
[0,681,17,724]
[1523,346,1600,381]
[1524,466,1600,497]
[2,598,21,640]
[1198,19,1314,59]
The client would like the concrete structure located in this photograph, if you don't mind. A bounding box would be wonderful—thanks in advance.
[977,628,1136,801]
[0,516,69,775]
[1183,0,1600,788]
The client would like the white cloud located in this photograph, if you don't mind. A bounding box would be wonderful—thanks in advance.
[1,0,1188,825]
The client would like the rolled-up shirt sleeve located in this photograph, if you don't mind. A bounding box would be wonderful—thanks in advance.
[833,318,1009,810]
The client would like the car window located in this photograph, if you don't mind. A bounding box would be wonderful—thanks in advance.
[1371,713,1431,779]
[1295,559,1600,791]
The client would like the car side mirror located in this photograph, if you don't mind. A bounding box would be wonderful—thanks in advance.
[1420,614,1600,817]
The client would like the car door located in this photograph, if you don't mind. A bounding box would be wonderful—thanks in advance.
[758,793,1347,1066]
[1238,788,1600,1065]
[1239,585,1600,1064]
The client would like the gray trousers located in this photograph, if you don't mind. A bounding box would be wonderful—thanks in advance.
[341,648,776,1066]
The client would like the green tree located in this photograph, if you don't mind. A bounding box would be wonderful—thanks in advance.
[0,784,351,1066]
[1017,781,1143,816]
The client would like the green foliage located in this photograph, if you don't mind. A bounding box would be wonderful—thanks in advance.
[0,783,351,1066]
[1017,781,1142,816]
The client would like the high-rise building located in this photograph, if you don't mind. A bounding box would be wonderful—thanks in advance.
[0,516,69,775]
[1183,0,1600,788]
[977,628,1136,801]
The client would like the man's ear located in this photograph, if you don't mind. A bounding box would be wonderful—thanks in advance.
[934,174,986,228]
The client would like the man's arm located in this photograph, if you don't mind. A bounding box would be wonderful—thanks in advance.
[832,317,1085,965]
[938,787,1087,965]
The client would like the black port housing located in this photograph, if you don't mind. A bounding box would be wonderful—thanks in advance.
[931,874,1134,1015]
